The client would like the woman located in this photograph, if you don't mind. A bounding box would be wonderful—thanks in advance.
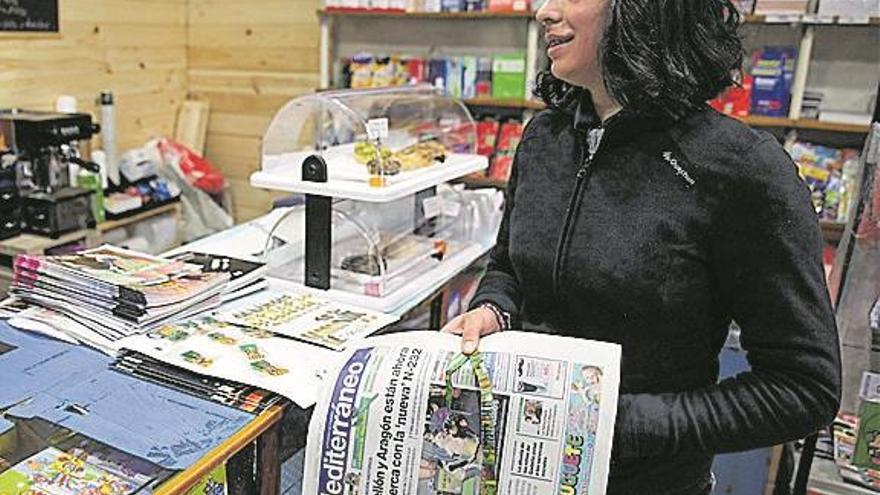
[442,0,841,493]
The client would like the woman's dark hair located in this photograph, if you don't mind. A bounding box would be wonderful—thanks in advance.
[536,0,744,120]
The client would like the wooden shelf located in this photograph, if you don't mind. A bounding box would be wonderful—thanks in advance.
[463,97,545,110]
[792,119,871,134]
[318,8,533,19]
[0,229,100,258]
[97,202,181,233]
[743,14,880,25]
[737,115,870,134]
[741,115,796,128]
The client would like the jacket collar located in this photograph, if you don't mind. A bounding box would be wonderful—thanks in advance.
[571,89,679,142]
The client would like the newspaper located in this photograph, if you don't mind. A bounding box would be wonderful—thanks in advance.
[303,331,621,495]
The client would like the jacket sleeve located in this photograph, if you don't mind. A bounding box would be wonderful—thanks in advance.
[467,137,525,322]
[613,137,841,458]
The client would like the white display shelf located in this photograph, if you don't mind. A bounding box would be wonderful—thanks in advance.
[265,241,488,315]
[251,153,488,203]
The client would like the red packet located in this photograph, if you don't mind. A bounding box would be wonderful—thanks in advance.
[476,120,500,156]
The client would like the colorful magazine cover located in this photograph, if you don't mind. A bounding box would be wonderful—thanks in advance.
[0,446,146,495]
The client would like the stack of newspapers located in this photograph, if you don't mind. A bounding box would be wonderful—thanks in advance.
[8,245,229,353]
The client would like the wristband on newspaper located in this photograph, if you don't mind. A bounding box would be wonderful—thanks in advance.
[445,352,498,495]
[477,302,510,331]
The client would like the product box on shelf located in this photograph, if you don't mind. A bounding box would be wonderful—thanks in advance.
[753,0,809,14]
[488,120,524,181]
[487,0,529,11]
[445,57,463,98]
[787,140,860,222]
[462,56,478,99]
[709,75,753,118]
[476,120,500,157]
[491,54,527,100]
[750,46,797,117]
[476,57,493,97]
[429,58,447,88]
[818,0,880,19]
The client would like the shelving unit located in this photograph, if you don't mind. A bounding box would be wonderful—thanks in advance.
[462,97,543,109]
[744,14,880,25]
[318,9,533,19]
[739,116,870,134]
[96,202,182,233]
[317,7,540,101]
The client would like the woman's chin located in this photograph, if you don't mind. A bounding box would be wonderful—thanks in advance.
[549,64,577,85]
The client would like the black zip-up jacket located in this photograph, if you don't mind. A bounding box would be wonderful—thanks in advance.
[469,95,841,494]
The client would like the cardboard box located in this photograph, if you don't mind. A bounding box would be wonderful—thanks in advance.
[491,54,526,100]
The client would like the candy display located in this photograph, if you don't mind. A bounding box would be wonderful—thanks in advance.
[323,0,529,12]
[786,140,860,222]
[340,53,525,100]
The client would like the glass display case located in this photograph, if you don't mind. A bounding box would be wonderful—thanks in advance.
[253,87,497,312]
[253,86,487,201]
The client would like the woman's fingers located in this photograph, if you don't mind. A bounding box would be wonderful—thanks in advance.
[440,308,499,355]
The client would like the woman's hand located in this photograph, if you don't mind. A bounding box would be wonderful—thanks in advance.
[441,306,501,355]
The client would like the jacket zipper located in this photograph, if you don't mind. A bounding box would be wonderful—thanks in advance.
[552,136,598,299]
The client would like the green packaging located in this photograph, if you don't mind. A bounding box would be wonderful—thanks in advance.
[853,400,880,469]
[76,171,105,223]
[491,54,526,100]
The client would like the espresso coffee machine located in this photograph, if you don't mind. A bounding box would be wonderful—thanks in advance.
[0,109,101,238]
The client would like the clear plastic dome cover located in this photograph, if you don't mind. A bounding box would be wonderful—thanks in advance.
[261,189,481,299]
[261,86,477,183]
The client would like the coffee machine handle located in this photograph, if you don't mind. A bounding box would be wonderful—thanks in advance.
[68,156,101,174]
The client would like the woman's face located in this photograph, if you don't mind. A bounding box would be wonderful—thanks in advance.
[536,0,611,88]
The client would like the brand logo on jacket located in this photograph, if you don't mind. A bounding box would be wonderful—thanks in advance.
[662,151,696,188]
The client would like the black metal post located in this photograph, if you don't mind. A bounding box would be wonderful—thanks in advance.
[303,155,331,290]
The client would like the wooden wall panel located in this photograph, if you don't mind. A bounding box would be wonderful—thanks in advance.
[188,0,321,221]
[0,0,188,151]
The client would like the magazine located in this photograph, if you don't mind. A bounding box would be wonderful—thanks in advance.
[169,251,267,294]
[0,446,150,495]
[14,245,228,307]
[303,331,621,495]
[117,316,339,407]
[217,291,397,351]
[113,350,282,414]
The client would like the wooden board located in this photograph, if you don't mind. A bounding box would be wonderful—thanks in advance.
[0,0,188,153]
[175,100,211,156]
[188,0,320,221]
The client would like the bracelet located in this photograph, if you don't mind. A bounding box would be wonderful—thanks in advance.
[477,302,510,331]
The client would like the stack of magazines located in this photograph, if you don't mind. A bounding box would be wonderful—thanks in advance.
[168,251,268,303]
[8,245,229,353]
[113,349,281,413]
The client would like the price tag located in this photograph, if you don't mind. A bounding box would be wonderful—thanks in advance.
[366,118,389,141]
[764,12,802,23]
[837,15,870,25]
[422,196,443,219]
[802,14,834,24]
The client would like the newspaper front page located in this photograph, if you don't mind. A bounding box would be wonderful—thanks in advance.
[304,331,621,495]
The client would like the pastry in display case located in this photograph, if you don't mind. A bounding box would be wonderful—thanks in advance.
[252,86,498,312]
